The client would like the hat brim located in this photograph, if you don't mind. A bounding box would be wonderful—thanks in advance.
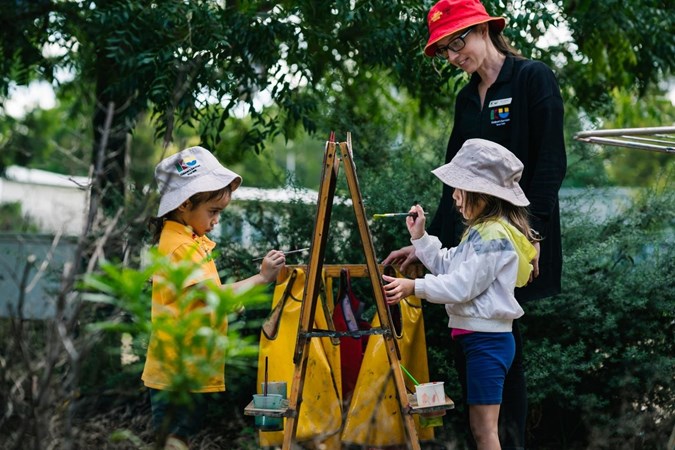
[424,17,506,57]
[432,162,529,207]
[157,171,242,217]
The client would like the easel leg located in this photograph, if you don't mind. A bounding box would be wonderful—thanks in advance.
[340,137,421,450]
[283,139,340,449]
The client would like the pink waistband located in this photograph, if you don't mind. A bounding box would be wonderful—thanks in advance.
[451,328,475,340]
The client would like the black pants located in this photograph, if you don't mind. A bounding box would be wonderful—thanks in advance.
[454,320,527,450]
[149,389,219,443]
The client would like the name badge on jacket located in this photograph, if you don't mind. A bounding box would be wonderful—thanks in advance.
[489,97,512,127]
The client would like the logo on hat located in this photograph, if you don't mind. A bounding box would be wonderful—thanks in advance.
[174,154,201,176]
[430,10,443,22]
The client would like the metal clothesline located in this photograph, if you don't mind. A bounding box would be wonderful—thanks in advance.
[574,126,675,154]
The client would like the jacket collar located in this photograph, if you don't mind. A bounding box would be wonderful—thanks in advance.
[469,53,515,87]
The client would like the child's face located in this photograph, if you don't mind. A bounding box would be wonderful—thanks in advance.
[179,191,232,237]
[452,188,484,220]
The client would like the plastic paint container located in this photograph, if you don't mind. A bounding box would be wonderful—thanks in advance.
[415,381,445,407]
[252,393,284,431]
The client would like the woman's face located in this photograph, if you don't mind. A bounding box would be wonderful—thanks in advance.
[435,24,486,73]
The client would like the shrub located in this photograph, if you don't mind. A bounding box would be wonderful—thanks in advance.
[525,185,674,449]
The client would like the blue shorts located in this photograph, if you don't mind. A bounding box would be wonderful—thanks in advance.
[457,332,515,405]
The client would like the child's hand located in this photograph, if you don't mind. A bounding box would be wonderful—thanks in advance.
[260,250,285,283]
[406,204,426,240]
[382,274,415,305]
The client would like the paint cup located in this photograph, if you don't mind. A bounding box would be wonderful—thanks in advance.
[252,393,284,431]
[415,381,445,407]
[261,381,287,399]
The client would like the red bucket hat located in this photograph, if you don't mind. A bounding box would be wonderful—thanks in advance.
[424,0,506,57]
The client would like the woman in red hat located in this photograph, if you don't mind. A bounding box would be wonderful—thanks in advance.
[383,0,567,449]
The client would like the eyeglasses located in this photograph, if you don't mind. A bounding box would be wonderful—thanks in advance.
[434,27,474,58]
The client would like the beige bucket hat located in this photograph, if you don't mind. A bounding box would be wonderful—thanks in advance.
[432,138,529,206]
[155,146,242,217]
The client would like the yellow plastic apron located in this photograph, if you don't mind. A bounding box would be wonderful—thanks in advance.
[257,268,342,448]
[341,270,434,446]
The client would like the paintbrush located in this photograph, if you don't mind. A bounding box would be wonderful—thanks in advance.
[372,211,426,220]
[263,356,269,396]
[251,247,310,262]
[400,363,420,386]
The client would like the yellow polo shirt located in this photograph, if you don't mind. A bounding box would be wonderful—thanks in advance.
[141,220,227,393]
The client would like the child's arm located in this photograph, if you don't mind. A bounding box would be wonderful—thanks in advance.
[405,204,460,275]
[383,251,507,305]
[384,224,521,305]
[380,205,425,275]
[226,250,286,292]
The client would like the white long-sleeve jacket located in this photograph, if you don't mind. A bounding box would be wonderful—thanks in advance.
[413,218,537,333]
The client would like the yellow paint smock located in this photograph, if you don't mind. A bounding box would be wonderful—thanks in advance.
[341,269,435,446]
[257,268,342,448]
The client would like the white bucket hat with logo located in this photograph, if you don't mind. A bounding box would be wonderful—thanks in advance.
[155,146,242,217]
[432,138,529,207]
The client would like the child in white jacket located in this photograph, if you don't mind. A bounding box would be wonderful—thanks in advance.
[383,138,538,450]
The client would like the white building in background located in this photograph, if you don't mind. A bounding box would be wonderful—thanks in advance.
[0,166,90,235]
[0,165,321,238]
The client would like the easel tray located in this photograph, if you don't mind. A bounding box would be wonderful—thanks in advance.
[244,398,290,417]
[407,393,455,414]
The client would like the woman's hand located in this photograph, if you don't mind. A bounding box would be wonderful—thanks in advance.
[382,274,415,305]
[382,245,419,273]
[529,241,541,283]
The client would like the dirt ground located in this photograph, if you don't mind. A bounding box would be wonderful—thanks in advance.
[5,393,457,449]
[69,398,259,449]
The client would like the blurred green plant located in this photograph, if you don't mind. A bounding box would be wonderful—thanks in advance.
[82,248,271,406]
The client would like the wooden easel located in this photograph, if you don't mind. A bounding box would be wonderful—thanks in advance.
[280,132,423,449]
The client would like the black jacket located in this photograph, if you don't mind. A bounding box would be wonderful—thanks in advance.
[427,55,567,302]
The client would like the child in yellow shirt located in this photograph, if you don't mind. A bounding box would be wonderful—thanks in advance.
[142,146,285,449]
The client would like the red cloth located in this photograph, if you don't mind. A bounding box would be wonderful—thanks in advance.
[332,269,370,402]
